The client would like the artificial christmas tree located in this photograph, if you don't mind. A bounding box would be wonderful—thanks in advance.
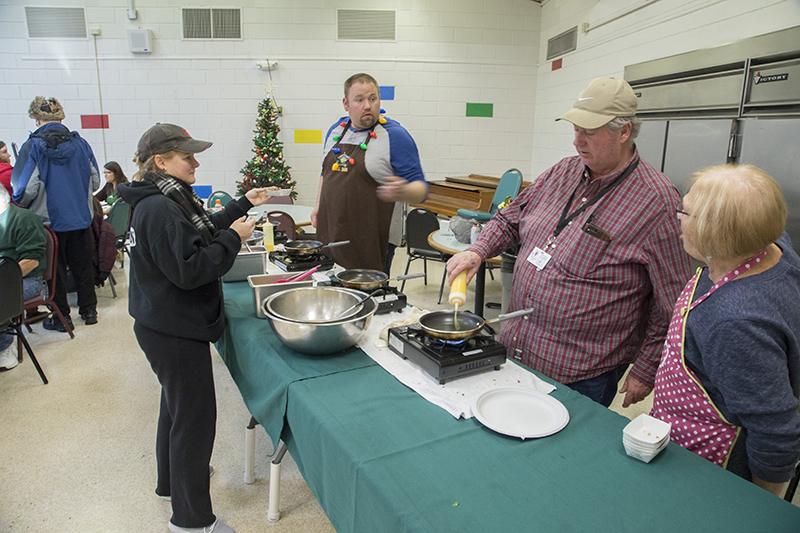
[237,97,296,199]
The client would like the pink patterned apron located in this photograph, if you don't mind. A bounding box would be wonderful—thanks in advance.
[651,250,768,468]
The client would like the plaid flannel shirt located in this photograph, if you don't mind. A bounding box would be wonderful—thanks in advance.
[468,152,691,387]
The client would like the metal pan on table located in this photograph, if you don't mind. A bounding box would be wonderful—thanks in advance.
[284,239,350,257]
[335,269,424,291]
[418,308,534,341]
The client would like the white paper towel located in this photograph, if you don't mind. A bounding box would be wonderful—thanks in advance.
[357,306,556,419]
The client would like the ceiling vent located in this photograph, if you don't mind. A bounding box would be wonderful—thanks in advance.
[183,8,241,39]
[547,26,578,60]
[337,9,396,41]
[25,6,86,39]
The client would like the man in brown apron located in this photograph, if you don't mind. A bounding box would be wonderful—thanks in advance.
[312,73,427,272]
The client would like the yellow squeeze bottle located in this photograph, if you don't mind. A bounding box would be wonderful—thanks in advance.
[449,271,467,307]
[263,222,275,252]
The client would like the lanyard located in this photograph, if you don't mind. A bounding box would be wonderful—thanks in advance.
[552,158,640,239]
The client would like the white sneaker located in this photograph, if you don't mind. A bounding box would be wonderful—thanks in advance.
[0,345,19,370]
[168,519,234,533]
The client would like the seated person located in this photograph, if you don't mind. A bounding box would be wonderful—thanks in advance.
[95,161,129,204]
[0,141,13,200]
[0,186,46,370]
[651,164,800,497]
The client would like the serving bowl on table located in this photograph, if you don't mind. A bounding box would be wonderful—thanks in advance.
[262,287,377,355]
[264,286,365,323]
[622,414,671,463]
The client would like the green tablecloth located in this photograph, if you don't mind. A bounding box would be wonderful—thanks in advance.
[285,366,800,532]
[217,282,377,449]
[218,281,800,531]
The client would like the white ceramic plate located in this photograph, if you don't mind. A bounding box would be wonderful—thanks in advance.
[266,189,293,196]
[473,387,569,440]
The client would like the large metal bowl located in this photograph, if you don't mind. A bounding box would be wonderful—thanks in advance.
[263,287,364,323]
[263,288,377,355]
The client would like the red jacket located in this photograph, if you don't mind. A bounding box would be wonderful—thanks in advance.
[0,162,13,200]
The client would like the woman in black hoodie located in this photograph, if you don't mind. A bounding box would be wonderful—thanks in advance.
[118,123,270,533]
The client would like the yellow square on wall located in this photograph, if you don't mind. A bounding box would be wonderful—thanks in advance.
[294,129,322,144]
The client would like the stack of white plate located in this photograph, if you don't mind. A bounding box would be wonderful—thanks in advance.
[622,414,671,463]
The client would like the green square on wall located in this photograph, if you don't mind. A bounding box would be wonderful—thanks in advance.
[466,103,493,117]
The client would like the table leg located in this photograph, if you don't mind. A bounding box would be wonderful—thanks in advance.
[268,442,288,522]
[245,417,258,484]
[475,262,486,316]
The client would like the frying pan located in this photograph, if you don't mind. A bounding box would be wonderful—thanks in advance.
[418,308,534,341]
[284,239,350,257]
[336,269,424,291]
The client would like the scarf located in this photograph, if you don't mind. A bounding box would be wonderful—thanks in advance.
[145,171,216,245]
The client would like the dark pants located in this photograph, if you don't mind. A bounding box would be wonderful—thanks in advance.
[53,227,96,317]
[134,322,217,528]
[385,243,396,276]
[566,364,629,407]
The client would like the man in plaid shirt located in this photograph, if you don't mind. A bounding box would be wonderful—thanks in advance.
[447,78,691,407]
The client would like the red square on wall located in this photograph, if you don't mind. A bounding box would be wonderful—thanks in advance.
[552,59,563,71]
[81,115,109,129]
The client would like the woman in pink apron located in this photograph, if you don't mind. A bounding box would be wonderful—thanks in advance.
[651,164,800,497]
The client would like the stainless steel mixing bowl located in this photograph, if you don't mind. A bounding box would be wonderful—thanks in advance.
[264,286,364,323]
[262,288,377,355]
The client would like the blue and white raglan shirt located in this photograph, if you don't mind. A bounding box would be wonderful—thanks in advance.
[322,115,427,245]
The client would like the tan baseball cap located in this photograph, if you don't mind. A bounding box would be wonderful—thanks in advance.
[137,123,212,162]
[557,77,638,129]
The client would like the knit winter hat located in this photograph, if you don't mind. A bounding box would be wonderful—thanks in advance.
[28,96,65,122]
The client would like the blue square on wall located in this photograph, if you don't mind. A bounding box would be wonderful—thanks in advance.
[380,86,395,100]
[193,185,212,199]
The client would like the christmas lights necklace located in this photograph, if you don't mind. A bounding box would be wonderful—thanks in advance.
[330,112,386,172]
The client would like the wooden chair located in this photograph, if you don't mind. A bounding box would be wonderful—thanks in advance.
[22,226,74,339]
[0,257,48,384]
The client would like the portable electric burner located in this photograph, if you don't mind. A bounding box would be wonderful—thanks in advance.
[269,251,334,272]
[328,281,408,315]
[387,325,507,384]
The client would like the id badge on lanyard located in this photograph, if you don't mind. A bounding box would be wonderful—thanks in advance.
[527,246,552,270]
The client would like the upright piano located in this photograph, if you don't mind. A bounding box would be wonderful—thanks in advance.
[411,174,528,217]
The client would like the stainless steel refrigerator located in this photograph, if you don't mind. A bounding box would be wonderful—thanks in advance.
[626,25,800,253]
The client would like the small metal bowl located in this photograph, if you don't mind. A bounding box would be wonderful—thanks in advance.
[263,290,377,355]
[263,287,365,324]
[246,229,264,246]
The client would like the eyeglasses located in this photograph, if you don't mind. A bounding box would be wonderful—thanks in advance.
[675,200,690,217]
